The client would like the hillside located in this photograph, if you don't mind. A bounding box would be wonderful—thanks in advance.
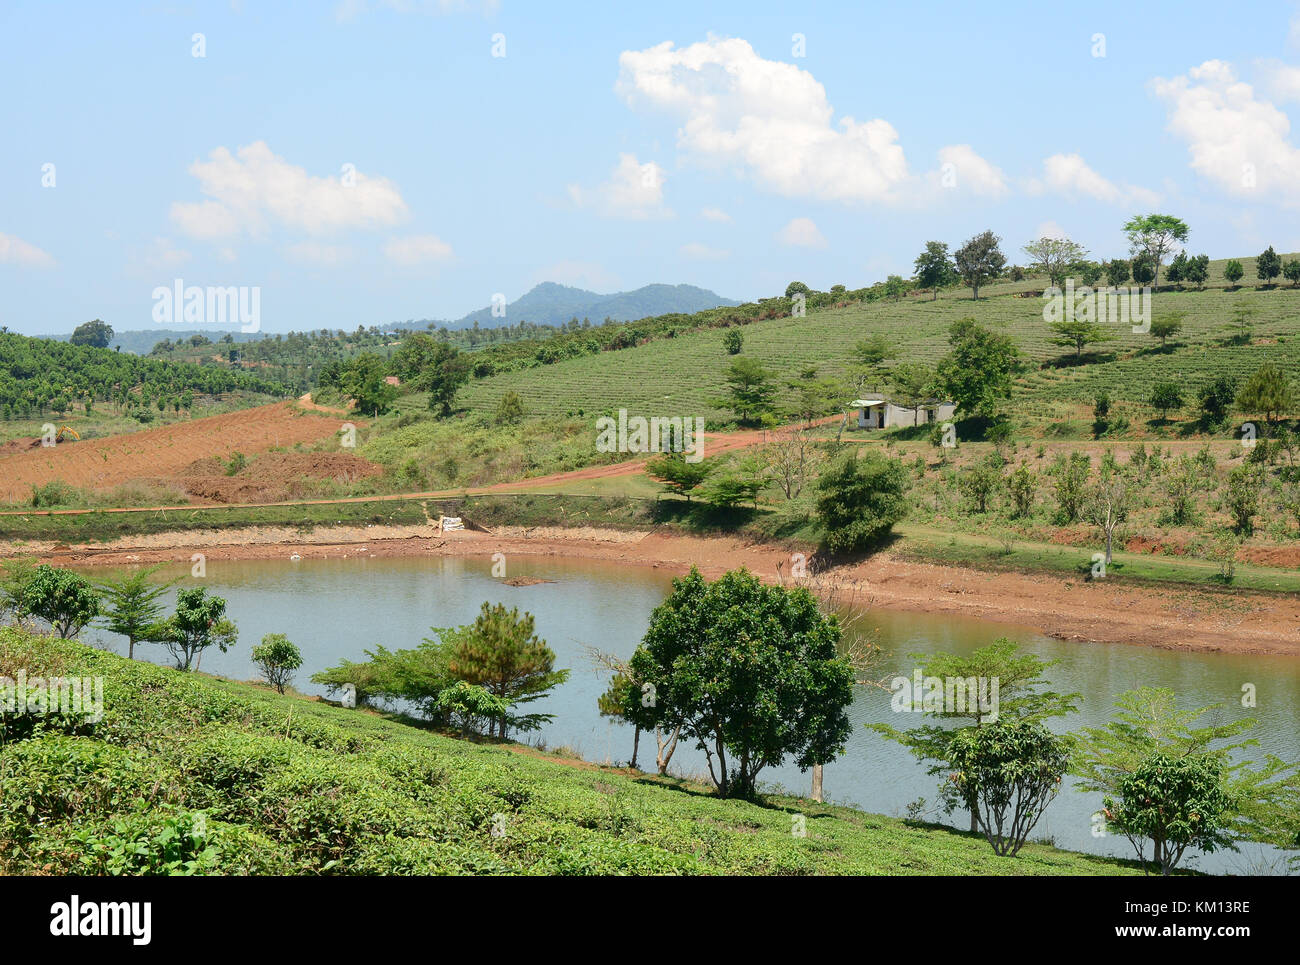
[450,282,740,330]
[0,628,1138,876]
[454,256,1300,428]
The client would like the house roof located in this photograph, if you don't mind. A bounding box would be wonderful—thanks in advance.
[850,399,886,407]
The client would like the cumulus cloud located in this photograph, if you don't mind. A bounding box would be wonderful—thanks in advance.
[776,217,827,248]
[680,241,730,259]
[1026,153,1159,206]
[1258,59,1300,102]
[0,232,55,268]
[384,234,454,265]
[932,145,1010,198]
[568,153,670,219]
[616,37,1002,205]
[701,206,732,222]
[1152,60,1300,204]
[170,141,410,240]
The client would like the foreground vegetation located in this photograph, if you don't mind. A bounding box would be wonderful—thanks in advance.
[0,628,1139,875]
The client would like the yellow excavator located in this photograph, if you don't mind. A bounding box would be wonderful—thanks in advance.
[55,425,80,442]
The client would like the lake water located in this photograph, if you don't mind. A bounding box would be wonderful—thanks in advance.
[82,553,1300,875]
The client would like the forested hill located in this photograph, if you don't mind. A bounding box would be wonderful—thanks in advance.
[0,332,286,420]
[450,282,740,330]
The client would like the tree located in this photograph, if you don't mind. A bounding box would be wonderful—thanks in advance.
[722,328,744,355]
[913,240,957,300]
[157,587,238,671]
[889,362,935,423]
[954,230,1006,300]
[1236,362,1294,431]
[251,633,303,694]
[1104,258,1130,287]
[1165,251,1188,285]
[391,335,470,416]
[1148,381,1184,421]
[97,564,176,659]
[1105,753,1235,876]
[1256,245,1282,285]
[720,357,777,425]
[1086,469,1133,565]
[444,602,568,739]
[1049,452,1090,523]
[959,457,1001,513]
[1197,376,1237,428]
[815,450,909,553]
[1183,253,1210,289]
[1049,318,1115,359]
[1224,465,1263,535]
[1073,687,1300,877]
[1223,259,1244,287]
[342,353,398,416]
[70,319,114,349]
[1122,213,1189,288]
[871,639,1080,831]
[1023,236,1088,290]
[13,565,100,639]
[932,318,1023,418]
[1130,253,1155,286]
[1149,312,1184,349]
[1284,258,1300,287]
[948,718,1070,857]
[626,567,855,798]
[493,390,524,426]
[882,274,908,301]
[761,426,820,500]
[645,452,713,501]
[784,281,810,298]
[852,333,894,369]
[1007,464,1036,517]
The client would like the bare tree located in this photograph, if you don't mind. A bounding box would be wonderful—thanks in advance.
[582,644,681,775]
[762,425,821,499]
[1086,470,1132,565]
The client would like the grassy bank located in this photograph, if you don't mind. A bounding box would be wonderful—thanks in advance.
[0,628,1140,875]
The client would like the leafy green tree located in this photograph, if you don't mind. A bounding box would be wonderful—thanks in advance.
[720,357,777,425]
[97,564,177,659]
[1256,245,1282,285]
[1130,253,1156,286]
[1183,253,1210,289]
[1077,260,1104,286]
[626,567,855,799]
[391,335,470,416]
[1224,259,1244,286]
[13,565,100,638]
[722,328,744,355]
[1284,258,1300,287]
[871,639,1079,830]
[434,681,512,738]
[852,333,894,369]
[1149,381,1184,421]
[251,633,303,694]
[1149,312,1184,349]
[1236,362,1294,431]
[1085,468,1133,565]
[932,318,1024,418]
[1224,465,1263,535]
[784,281,810,298]
[1104,258,1129,287]
[913,240,957,300]
[444,602,568,739]
[157,587,238,671]
[882,274,908,301]
[948,718,1070,857]
[493,390,525,426]
[1007,463,1036,517]
[1049,451,1090,523]
[1122,214,1189,288]
[342,353,398,416]
[1049,318,1115,359]
[70,319,114,349]
[959,457,1001,513]
[954,229,1007,299]
[645,452,713,501]
[815,450,909,553]
[1165,251,1188,284]
[1023,236,1088,289]
[889,362,935,423]
[1074,687,1300,876]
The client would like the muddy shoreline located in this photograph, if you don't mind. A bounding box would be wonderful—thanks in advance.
[13,522,1299,658]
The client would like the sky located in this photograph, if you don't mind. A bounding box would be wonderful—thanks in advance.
[5,0,1300,335]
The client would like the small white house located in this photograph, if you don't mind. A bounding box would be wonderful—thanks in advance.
[852,398,956,430]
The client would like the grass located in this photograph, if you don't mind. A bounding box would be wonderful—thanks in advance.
[0,628,1144,875]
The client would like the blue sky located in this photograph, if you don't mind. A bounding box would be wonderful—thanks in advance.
[4,0,1300,335]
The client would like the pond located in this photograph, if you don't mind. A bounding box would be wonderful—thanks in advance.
[81,552,1300,874]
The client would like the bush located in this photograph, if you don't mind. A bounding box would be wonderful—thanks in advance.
[815,450,909,553]
[251,633,303,694]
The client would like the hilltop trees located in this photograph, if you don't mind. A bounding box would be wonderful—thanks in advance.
[913,241,957,300]
[1236,362,1294,432]
[1224,259,1244,287]
[1023,236,1087,289]
[954,230,1007,300]
[1256,245,1282,286]
[626,567,855,799]
[1049,318,1115,359]
[1149,381,1184,421]
[391,333,469,416]
[70,319,114,349]
[1123,214,1189,288]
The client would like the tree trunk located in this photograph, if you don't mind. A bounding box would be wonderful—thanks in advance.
[811,764,823,803]
[631,726,640,771]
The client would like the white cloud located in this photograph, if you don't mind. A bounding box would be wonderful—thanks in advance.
[776,217,827,248]
[616,37,1003,205]
[528,260,620,291]
[1152,60,1300,204]
[568,153,670,219]
[284,242,354,266]
[0,232,55,268]
[1026,152,1160,206]
[170,141,409,240]
[384,234,454,265]
[701,206,732,222]
[680,241,730,260]
[933,144,1009,198]
[1258,59,1300,102]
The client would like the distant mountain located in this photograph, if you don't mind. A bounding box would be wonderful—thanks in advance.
[447,282,740,330]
